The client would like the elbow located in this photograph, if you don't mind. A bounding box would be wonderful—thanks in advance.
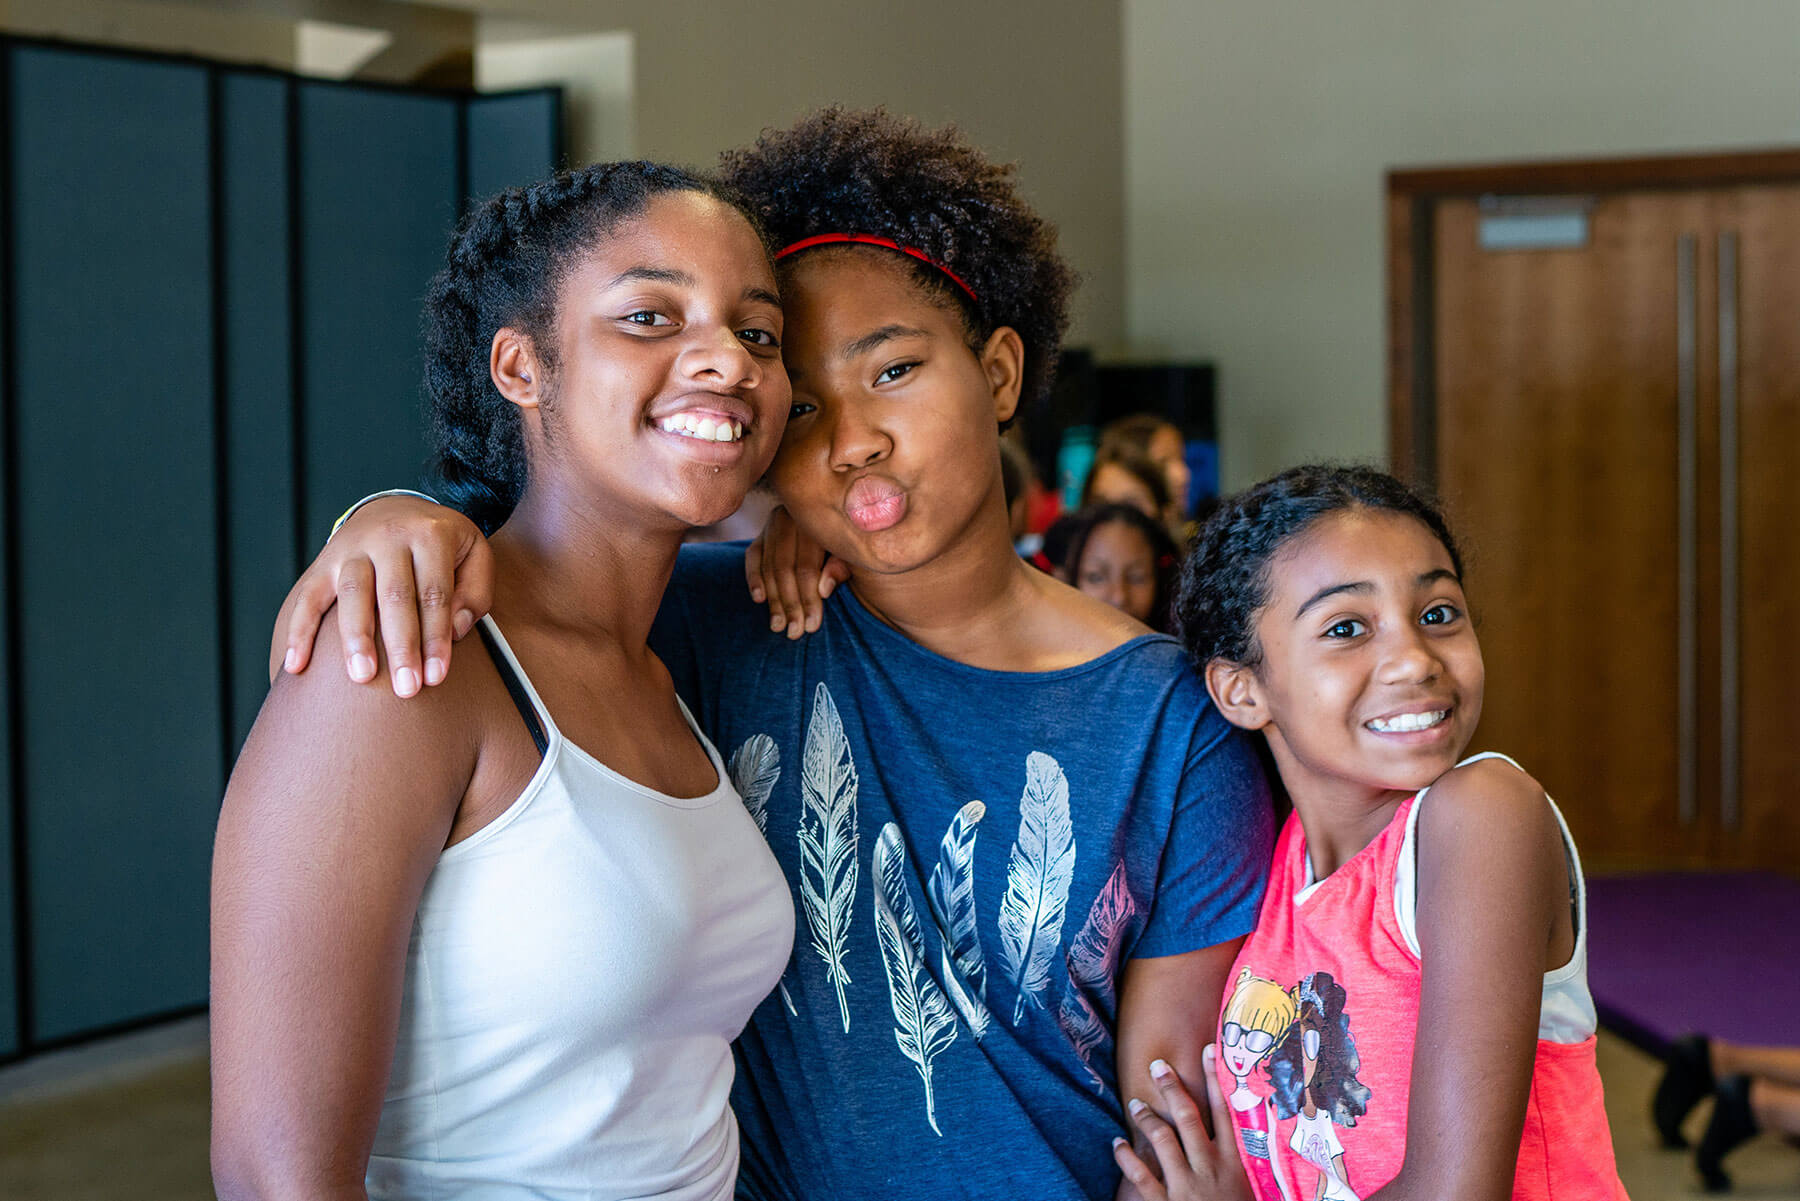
[211,1131,363,1201]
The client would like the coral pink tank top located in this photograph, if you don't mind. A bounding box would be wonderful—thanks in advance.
[1214,757,1628,1201]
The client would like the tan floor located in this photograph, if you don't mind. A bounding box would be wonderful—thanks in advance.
[0,1029,1795,1199]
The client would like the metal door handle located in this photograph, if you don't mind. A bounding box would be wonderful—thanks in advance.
[1718,231,1740,832]
[1676,234,1699,827]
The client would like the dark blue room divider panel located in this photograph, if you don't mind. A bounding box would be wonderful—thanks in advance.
[9,45,222,1042]
[220,71,297,753]
[0,39,557,1058]
[297,84,459,550]
[467,89,562,207]
[0,63,14,1056]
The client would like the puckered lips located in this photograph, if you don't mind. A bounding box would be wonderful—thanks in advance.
[844,473,907,533]
[650,392,756,459]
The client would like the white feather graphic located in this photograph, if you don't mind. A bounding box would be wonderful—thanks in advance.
[729,734,796,1013]
[1057,861,1138,1092]
[874,823,959,1135]
[927,799,991,1040]
[797,684,859,1031]
[999,752,1077,1025]
[728,734,780,837]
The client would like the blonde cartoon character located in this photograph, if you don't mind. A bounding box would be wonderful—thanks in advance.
[1219,969,1299,1201]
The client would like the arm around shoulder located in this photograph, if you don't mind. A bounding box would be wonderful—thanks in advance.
[212,618,480,1199]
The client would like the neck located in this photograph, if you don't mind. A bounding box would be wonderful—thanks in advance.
[1268,737,1416,880]
[487,479,685,648]
[843,497,1045,666]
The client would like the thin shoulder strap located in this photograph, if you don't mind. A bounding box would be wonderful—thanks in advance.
[475,618,549,757]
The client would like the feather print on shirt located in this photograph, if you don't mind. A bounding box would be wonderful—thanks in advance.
[927,799,991,1041]
[728,734,780,836]
[797,683,859,1032]
[729,734,796,1015]
[873,823,959,1135]
[999,752,1077,1025]
[1056,861,1137,1092]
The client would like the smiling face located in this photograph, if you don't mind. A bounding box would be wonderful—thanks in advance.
[1214,508,1484,808]
[765,249,1021,574]
[1074,520,1158,623]
[508,190,789,530]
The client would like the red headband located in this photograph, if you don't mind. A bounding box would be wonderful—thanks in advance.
[774,233,979,304]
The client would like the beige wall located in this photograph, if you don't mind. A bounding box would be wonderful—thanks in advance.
[1124,1,1800,488]
[448,0,1128,348]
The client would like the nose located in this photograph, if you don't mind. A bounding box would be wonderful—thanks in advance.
[827,400,891,470]
[678,323,759,390]
[1377,623,1442,685]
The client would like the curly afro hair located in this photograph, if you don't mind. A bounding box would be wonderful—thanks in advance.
[718,106,1075,417]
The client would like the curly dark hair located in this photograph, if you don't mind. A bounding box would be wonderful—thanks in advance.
[422,161,766,533]
[1174,464,1463,669]
[1061,503,1181,632]
[1266,971,1372,1127]
[718,106,1075,418]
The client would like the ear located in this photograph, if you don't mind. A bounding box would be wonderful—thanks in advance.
[1204,658,1271,731]
[977,326,1025,424]
[490,327,544,410]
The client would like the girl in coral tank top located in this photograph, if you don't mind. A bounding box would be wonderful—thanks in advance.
[1113,465,1628,1201]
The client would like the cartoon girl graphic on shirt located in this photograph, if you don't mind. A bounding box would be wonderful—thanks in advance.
[1267,971,1371,1201]
[1219,969,1299,1201]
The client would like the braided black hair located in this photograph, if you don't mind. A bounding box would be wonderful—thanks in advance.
[423,161,765,533]
[1175,464,1464,668]
[718,107,1074,418]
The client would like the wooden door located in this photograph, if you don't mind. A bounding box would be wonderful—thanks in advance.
[1431,192,1717,871]
[1715,186,1800,867]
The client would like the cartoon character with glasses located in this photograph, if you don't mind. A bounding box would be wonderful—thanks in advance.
[1219,969,1300,1201]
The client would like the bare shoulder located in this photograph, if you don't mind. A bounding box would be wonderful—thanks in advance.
[1418,757,1562,875]
[241,604,486,807]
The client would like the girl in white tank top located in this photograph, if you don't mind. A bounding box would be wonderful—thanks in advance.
[211,165,796,1200]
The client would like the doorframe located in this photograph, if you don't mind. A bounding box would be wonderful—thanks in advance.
[1386,148,1800,486]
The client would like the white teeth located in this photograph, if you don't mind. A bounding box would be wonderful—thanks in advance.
[658,413,745,443]
[1369,710,1447,733]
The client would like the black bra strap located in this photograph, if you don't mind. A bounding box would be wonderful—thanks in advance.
[475,621,549,757]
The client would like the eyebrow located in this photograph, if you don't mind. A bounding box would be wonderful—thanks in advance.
[605,265,693,289]
[1293,568,1464,620]
[841,323,931,360]
[603,268,780,310]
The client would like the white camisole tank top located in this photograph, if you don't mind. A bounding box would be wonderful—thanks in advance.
[366,617,795,1200]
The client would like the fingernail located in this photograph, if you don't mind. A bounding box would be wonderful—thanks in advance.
[350,653,376,682]
[1150,1058,1172,1079]
[770,615,786,632]
[424,657,446,687]
[284,648,300,673]
[819,577,836,598]
[1128,1097,1148,1116]
[1203,1044,1217,1069]
[1112,1137,1127,1150]
[452,610,475,640]
[751,588,765,603]
[394,667,419,696]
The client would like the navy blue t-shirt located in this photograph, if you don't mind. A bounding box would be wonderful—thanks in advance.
[650,543,1273,1201]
